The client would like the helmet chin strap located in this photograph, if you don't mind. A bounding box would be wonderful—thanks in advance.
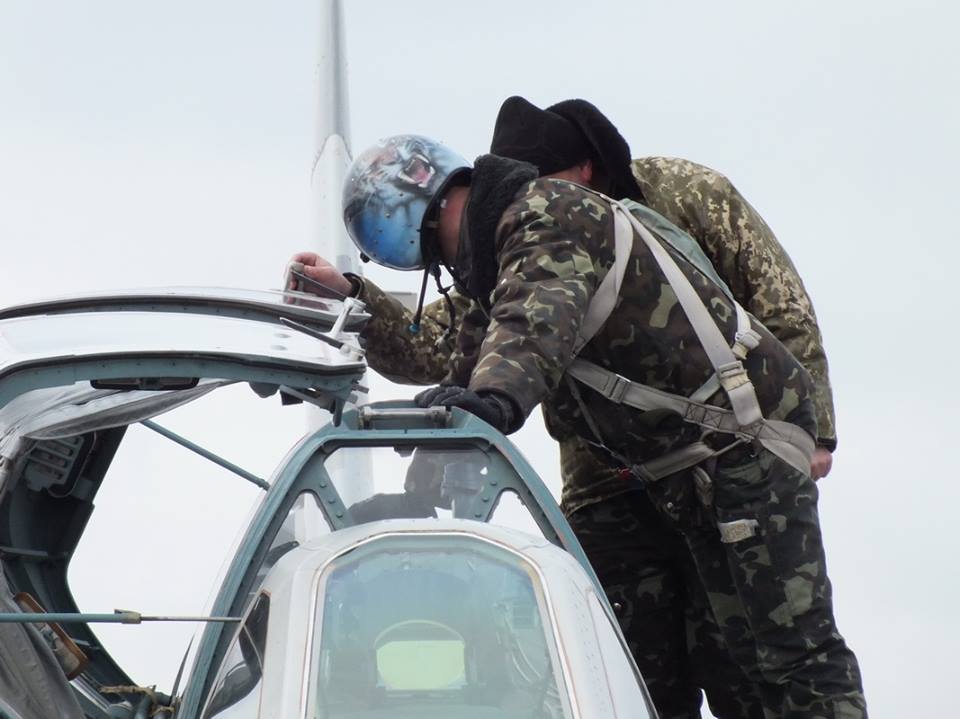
[410,186,479,337]
[408,265,432,334]
[407,261,461,339]
[412,201,466,336]
[432,263,460,335]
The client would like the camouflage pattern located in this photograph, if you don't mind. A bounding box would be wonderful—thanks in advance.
[632,158,837,450]
[452,177,816,468]
[352,157,850,717]
[354,279,465,384]
[357,155,837,460]
[568,489,766,719]
[642,447,867,718]
[446,176,865,718]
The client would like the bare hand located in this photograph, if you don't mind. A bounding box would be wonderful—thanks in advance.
[286,252,353,296]
[810,447,833,481]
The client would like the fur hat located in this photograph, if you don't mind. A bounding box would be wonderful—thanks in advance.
[490,96,643,201]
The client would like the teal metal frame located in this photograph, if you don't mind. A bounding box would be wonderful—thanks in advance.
[178,400,605,718]
[0,291,369,332]
[0,349,365,710]
[140,419,269,490]
[0,354,361,409]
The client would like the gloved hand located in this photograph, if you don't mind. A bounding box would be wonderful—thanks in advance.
[414,385,518,434]
[414,384,451,408]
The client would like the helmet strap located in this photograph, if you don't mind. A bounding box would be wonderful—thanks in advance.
[408,265,433,334]
[407,262,461,340]
[432,263,459,336]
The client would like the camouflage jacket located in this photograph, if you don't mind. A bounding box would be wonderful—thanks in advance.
[441,177,816,466]
[631,158,835,448]
[354,157,834,512]
[356,280,467,384]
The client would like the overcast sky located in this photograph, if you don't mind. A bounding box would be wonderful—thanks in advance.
[1,1,958,716]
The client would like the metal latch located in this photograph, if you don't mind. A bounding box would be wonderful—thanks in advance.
[357,406,452,430]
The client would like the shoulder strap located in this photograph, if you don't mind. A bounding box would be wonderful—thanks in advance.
[619,199,734,300]
[617,202,762,426]
[573,205,633,354]
[572,195,763,428]
[563,192,811,474]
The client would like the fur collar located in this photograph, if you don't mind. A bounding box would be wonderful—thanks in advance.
[456,154,538,306]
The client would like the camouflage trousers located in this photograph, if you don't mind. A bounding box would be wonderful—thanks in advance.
[569,489,765,719]
[644,445,867,719]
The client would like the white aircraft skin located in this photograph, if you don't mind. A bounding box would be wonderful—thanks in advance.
[176,388,658,719]
[227,521,652,719]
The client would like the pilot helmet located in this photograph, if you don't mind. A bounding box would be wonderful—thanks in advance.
[342,134,472,270]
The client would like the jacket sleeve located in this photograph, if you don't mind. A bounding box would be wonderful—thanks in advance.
[466,188,607,420]
[441,300,494,388]
[632,157,838,449]
[353,277,468,385]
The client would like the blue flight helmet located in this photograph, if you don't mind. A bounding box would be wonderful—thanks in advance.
[342,135,471,270]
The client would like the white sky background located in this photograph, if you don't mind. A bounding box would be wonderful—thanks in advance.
[0,1,957,716]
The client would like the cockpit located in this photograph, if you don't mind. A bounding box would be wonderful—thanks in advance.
[193,406,653,719]
[202,529,578,719]
[309,535,572,719]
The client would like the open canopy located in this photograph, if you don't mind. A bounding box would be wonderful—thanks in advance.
[0,287,369,713]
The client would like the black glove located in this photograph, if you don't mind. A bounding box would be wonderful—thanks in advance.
[416,385,518,434]
[414,384,451,408]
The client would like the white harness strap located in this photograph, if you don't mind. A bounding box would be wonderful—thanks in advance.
[617,205,764,427]
[568,197,813,477]
[574,207,633,354]
[690,301,761,403]
[566,358,814,476]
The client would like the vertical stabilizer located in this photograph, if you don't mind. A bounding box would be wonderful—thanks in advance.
[311,0,359,276]
[308,0,372,487]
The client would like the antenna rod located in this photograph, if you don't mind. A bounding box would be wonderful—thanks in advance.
[0,611,239,624]
[140,419,269,491]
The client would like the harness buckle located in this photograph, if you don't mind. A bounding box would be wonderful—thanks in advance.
[600,373,631,404]
[717,361,750,392]
[732,329,761,360]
